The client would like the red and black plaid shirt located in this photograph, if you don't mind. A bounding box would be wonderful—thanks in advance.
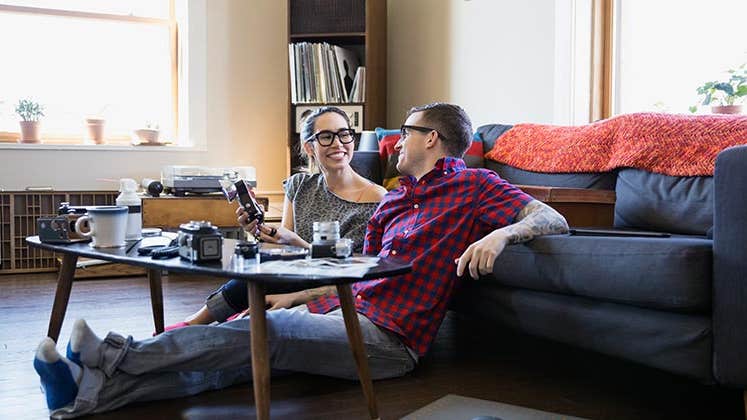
[306,157,532,355]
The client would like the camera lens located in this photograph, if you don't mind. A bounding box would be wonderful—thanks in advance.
[313,221,340,242]
[235,241,259,258]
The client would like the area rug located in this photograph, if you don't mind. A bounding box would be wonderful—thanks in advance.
[401,394,588,420]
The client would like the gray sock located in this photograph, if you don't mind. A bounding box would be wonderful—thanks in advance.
[68,319,103,368]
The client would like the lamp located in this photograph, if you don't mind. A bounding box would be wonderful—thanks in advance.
[357,130,379,151]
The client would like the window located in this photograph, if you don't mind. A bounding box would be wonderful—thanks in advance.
[590,0,747,117]
[0,1,178,145]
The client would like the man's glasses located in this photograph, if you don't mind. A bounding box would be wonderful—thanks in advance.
[307,129,356,146]
[400,125,448,142]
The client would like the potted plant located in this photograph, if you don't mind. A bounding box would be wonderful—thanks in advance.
[690,64,747,114]
[15,98,44,143]
[134,121,161,144]
[85,105,110,144]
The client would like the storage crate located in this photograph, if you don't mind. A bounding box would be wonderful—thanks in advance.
[0,191,117,274]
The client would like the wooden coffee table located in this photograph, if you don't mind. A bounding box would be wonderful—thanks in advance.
[27,236,411,420]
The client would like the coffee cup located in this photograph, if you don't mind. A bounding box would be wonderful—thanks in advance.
[74,206,128,248]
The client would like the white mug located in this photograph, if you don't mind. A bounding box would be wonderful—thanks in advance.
[74,206,128,248]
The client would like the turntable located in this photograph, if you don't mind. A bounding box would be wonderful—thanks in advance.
[161,165,256,196]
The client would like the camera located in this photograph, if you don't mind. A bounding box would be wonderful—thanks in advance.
[37,202,91,244]
[38,214,89,244]
[220,179,264,224]
[177,220,224,263]
[310,221,353,258]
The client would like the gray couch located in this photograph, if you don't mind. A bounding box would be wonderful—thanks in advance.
[351,123,747,395]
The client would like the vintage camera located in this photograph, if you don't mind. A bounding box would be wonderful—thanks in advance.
[220,179,264,224]
[310,221,353,258]
[177,220,224,263]
[38,214,89,244]
[37,202,91,244]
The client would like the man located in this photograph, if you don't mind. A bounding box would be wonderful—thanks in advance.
[33,103,568,417]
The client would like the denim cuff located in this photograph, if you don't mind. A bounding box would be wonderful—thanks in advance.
[205,289,237,322]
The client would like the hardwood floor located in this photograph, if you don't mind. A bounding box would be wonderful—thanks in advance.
[1,272,742,419]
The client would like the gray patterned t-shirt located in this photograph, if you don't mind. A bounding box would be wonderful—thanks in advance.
[284,172,379,253]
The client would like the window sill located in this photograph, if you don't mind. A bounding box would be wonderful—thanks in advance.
[0,142,205,152]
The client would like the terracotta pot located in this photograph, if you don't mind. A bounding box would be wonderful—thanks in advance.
[19,121,41,143]
[711,105,743,114]
[86,118,106,144]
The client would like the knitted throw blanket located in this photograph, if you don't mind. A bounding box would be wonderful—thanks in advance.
[484,112,747,176]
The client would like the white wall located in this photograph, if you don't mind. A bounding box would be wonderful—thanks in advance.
[0,0,288,198]
[387,0,557,128]
[1,0,567,194]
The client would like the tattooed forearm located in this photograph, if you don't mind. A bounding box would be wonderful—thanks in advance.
[300,286,337,301]
[498,200,569,245]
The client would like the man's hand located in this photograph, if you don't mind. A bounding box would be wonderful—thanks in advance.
[456,230,510,279]
[455,200,569,280]
[266,293,298,310]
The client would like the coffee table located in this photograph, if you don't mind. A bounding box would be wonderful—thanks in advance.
[27,236,411,420]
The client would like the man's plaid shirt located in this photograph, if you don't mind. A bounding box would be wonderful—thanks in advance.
[306,157,532,355]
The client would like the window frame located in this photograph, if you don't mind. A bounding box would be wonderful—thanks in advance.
[0,1,178,145]
[589,0,614,121]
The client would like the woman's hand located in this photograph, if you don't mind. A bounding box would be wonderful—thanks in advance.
[235,205,264,235]
[256,224,309,248]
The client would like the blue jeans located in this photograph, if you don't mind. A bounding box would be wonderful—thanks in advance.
[205,279,250,321]
[50,306,416,418]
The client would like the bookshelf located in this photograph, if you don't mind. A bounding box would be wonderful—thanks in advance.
[287,0,387,172]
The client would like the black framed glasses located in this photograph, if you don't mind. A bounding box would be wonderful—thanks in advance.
[400,125,448,142]
[307,128,356,146]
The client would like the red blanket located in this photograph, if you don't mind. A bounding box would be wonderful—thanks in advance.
[484,113,747,176]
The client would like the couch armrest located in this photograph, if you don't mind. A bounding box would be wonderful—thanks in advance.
[713,145,747,387]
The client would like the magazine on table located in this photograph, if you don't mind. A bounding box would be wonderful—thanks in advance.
[259,256,380,278]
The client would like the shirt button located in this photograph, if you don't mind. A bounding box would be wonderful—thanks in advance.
[404,230,408,235]
[421,180,425,185]
[413,204,419,209]
[443,171,448,175]
[391,250,397,256]
[356,294,362,300]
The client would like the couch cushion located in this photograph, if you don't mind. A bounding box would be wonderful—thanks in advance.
[476,123,513,152]
[614,168,713,235]
[375,127,484,190]
[484,160,617,189]
[488,234,712,313]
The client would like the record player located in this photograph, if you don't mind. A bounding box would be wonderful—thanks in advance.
[161,165,256,196]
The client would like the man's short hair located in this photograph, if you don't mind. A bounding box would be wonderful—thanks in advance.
[406,103,473,158]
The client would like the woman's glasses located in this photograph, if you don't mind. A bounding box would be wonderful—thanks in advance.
[307,129,356,146]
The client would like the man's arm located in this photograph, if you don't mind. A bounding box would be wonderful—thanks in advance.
[265,286,338,310]
[497,199,570,244]
[456,199,569,279]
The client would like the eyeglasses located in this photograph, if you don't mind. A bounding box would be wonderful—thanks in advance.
[400,125,448,142]
[307,128,356,146]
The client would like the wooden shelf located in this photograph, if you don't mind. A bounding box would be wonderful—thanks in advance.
[287,0,387,174]
[516,185,617,228]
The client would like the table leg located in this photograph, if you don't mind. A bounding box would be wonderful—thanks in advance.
[47,253,78,342]
[337,283,380,420]
[148,268,164,334]
[249,283,270,420]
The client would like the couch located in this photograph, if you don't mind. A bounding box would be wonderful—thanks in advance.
[349,118,747,399]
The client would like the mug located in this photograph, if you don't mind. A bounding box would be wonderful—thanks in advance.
[74,206,128,248]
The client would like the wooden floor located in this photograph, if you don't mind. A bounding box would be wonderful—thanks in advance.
[0,272,742,420]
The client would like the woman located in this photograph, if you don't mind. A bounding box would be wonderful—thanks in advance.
[165,106,387,330]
